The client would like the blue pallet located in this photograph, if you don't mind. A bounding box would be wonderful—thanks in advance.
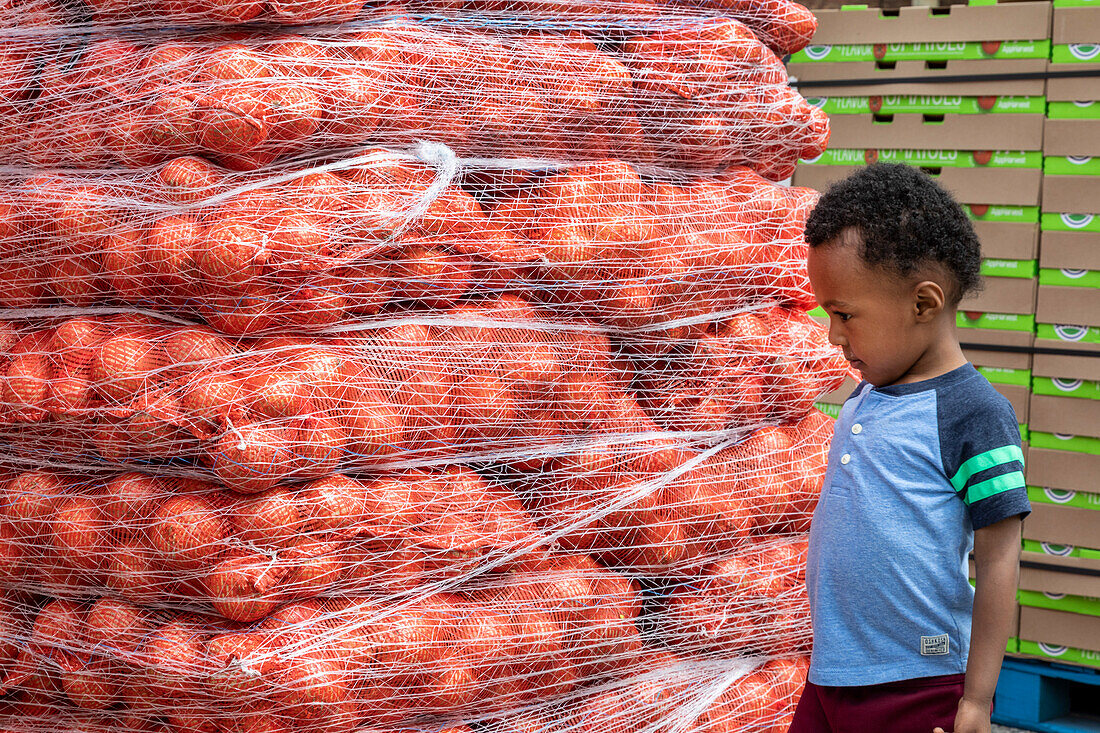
[994,659,1100,733]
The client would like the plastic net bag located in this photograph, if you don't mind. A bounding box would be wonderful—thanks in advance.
[0,0,841,729]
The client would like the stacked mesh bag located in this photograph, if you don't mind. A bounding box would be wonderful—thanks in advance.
[0,0,846,729]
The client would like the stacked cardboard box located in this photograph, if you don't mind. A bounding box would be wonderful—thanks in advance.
[1009,0,1100,670]
[1039,0,1100,344]
[793,1,1052,426]
[1018,352,1100,667]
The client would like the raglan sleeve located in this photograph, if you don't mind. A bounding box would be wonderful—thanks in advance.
[941,388,1030,530]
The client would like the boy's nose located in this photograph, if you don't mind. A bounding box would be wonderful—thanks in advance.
[828,321,847,347]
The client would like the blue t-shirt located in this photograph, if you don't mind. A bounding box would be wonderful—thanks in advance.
[806,364,1030,687]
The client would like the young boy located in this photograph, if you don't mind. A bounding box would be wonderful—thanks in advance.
[790,164,1029,733]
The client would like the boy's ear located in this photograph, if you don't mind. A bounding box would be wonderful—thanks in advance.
[913,280,946,322]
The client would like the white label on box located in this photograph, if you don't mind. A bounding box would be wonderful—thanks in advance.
[1044,488,1078,504]
[1069,44,1100,62]
[1053,325,1089,342]
[1060,214,1095,230]
[1038,642,1069,657]
[802,46,833,61]
[1053,378,1085,392]
[1040,542,1075,556]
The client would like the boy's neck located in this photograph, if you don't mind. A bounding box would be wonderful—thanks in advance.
[889,311,969,387]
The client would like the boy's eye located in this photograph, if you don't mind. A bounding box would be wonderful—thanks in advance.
[835,312,852,322]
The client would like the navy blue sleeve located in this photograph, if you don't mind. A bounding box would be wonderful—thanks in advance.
[937,372,1030,530]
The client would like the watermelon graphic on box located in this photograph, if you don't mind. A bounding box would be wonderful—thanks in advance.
[1042,213,1100,232]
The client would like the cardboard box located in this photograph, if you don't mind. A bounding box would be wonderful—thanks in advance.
[1046,63,1100,101]
[810,3,1053,46]
[1029,393,1100,438]
[791,41,1050,64]
[790,59,1049,98]
[1044,119,1100,157]
[957,311,1037,349]
[1019,552,1100,602]
[1034,352,1100,382]
[1025,449,1100,488]
[1037,285,1100,326]
[1018,588,1100,617]
[1028,476,1100,507]
[1034,323,1100,353]
[998,383,1032,422]
[1019,606,1100,659]
[960,276,1038,315]
[977,221,1041,260]
[827,114,1044,151]
[1040,230,1100,270]
[965,347,1033,372]
[1024,502,1100,548]
[1053,4,1100,44]
[792,165,1042,206]
[807,95,1047,116]
[1042,175,1100,213]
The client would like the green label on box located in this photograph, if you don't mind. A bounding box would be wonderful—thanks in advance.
[969,205,1040,223]
[1044,155,1100,175]
[1039,268,1100,288]
[976,366,1032,387]
[957,311,1036,332]
[1027,485,1100,509]
[1042,213,1100,231]
[806,95,1046,115]
[814,402,842,419]
[983,259,1039,278]
[1029,431,1100,454]
[1018,640,1100,669]
[1047,102,1100,120]
[802,149,1040,168]
[1021,538,1100,557]
[1052,44,1100,64]
[1035,323,1100,344]
[792,41,1050,63]
[1018,590,1100,617]
[808,306,827,319]
[1033,375,1100,400]
[1054,0,1100,7]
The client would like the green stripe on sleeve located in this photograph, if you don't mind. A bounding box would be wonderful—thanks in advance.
[949,445,1025,492]
[964,471,1026,505]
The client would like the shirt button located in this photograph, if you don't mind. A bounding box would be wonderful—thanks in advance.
[852,423,863,435]
[841,453,851,465]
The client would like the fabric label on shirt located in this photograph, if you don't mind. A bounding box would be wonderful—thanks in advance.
[920,634,950,655]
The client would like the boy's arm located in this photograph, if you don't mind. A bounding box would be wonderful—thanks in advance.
[934,515,1023,733]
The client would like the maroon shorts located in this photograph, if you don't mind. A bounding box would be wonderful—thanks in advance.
[787,673,966,733]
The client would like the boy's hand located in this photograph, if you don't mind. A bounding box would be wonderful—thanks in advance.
[933,697,992,733]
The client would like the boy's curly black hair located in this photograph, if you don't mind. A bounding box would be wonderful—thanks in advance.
[804,163,982,304]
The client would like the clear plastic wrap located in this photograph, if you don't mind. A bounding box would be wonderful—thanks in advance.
[0,17,827,174]
[0,0,834,729]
